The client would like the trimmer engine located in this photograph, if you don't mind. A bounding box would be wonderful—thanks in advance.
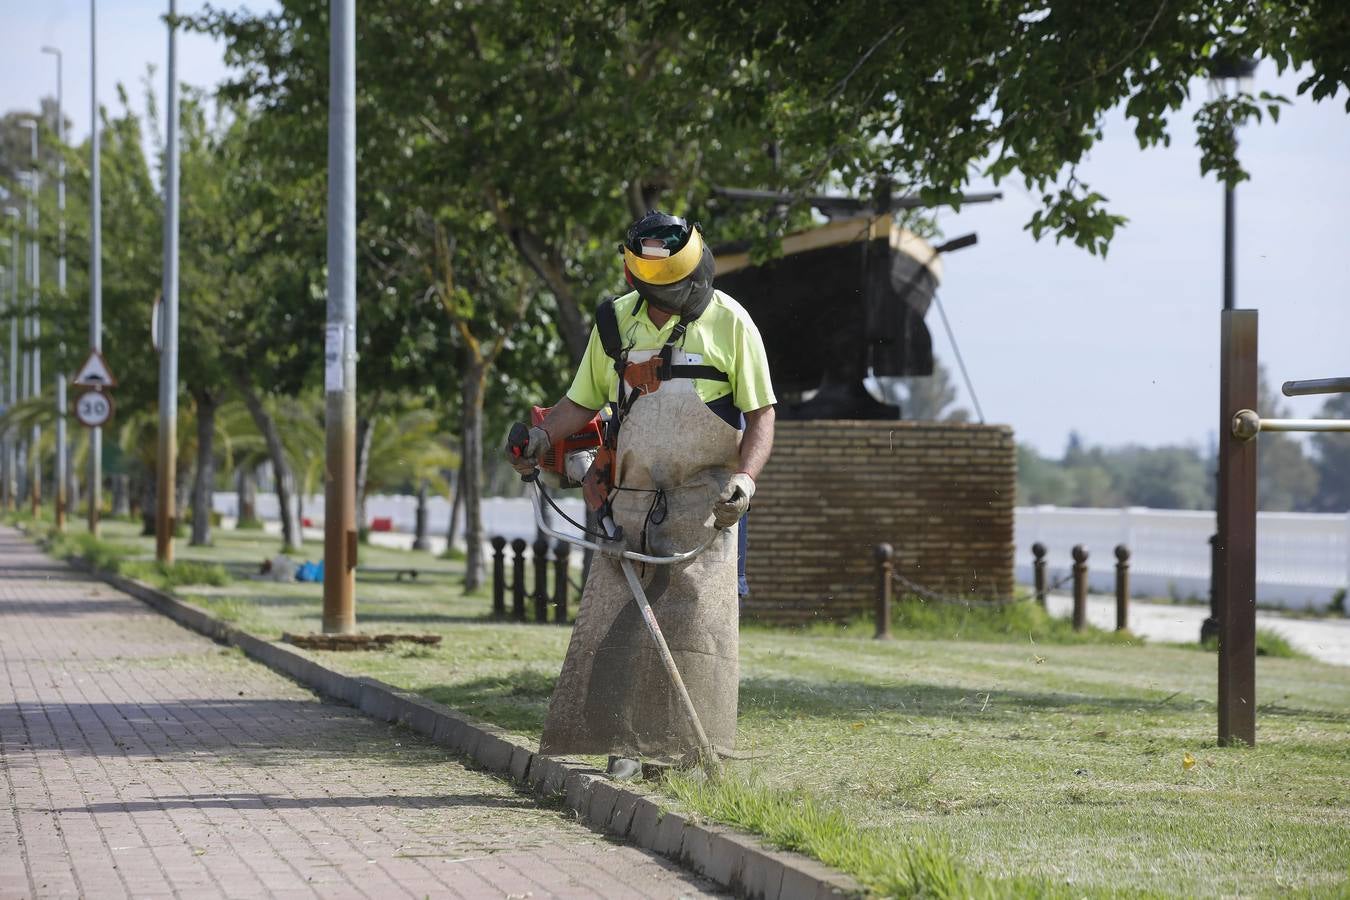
[531,406,604,488]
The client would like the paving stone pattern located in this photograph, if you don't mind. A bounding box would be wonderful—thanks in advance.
[0,527,724,899]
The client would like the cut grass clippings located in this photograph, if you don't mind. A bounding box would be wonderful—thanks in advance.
[11,509,1349,898]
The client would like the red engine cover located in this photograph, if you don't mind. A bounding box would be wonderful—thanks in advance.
[531,406,603,476]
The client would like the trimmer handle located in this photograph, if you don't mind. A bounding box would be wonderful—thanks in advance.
[506,422,538,483]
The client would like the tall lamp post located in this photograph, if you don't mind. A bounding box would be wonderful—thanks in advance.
[88,0,103,535]
[155,1,180,564]
[3,208,17,511]
[19,119,41,516]
[1209,54,1260,748]
[322,0,358,634]
[42,45,69,530]
[1202,55,1258,645]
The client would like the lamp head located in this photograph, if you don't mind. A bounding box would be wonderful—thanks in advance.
[41,46,61,57]
[1208,54,1258,97]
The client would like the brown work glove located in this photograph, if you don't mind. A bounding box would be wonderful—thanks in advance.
[712,473,755,529]
[508,426,551,476]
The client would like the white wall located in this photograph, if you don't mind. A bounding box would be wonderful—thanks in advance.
[1015,506,1350,610]
[215,492,1350,610]
[213,491,586,542]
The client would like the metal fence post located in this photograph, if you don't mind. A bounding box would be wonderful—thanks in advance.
[1071,544,1088,632]
[552,539,570,624]
[1202,533,1219,643]
[533,538,549,623]
[490,536,506,618]
[1114,544,1130,632]
[874,543,893,640]
[1032,542,1047,606]
[511,538,527,622]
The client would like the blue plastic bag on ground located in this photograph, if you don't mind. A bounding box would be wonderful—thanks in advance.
[295,560,325,583]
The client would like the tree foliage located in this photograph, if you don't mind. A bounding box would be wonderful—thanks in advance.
[679,1,1350,255]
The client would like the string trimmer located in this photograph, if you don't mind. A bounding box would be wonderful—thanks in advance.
[508,412,723,780]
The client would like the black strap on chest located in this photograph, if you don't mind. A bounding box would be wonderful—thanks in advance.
[594,297,728,457]
[595,298,729,385]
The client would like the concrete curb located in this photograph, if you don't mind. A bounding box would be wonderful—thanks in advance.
[52,547,863,900]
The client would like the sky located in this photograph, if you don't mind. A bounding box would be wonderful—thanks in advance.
[2,1,1347,456]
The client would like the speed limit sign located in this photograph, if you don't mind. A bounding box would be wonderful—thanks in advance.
[74,390,115,428]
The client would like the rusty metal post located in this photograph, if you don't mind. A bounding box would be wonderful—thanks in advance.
[321,0,358,634]
[490,535,506,618]
[1217,309,1258,747]
[552,539,570,624]
[874,543,894,640]
[1032,542,1047,605]
[1114,544,1130,632]
[1071,545,1088,631]
[511,538,527,622]
[532,538,549,623]
[154,0,180,565]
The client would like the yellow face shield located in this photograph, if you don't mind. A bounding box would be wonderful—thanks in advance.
[623,228,706,286]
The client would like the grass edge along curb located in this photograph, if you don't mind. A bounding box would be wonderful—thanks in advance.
[44,544,863,900]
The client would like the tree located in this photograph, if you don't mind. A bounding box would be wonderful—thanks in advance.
[680,1,1350,254]
[1311,393,1350,512]
[1256,366,1319,511]
[900,358,970,422]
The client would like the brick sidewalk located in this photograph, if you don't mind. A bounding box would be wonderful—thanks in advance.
[0,527,723,899]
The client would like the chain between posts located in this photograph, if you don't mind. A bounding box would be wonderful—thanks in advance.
[885,566,1075,610]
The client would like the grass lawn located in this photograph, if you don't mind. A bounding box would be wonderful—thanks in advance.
[17,513,1350,898]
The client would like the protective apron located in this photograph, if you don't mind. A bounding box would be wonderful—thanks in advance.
[539,346,742,759]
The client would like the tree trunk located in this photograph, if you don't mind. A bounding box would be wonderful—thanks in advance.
[413,478,430,550]
[446,461,463,552]
[461,360,487,589]
[355,417,374,537]
[190,389,218,546]
[140,475,156,536]
[237,465,257,524]
[234,376,302,551]
[112,473,130,517]
[505,228,588,363]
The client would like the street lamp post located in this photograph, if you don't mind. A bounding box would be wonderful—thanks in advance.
[1209,54,1260,748]
[155,0,181,564]
[42,45,68,530]
[3,209,16,511]
[322,0,358,634]
[20,119,41,517]
[88,0,103,535]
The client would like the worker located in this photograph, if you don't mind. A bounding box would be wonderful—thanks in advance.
[507,210,776,778]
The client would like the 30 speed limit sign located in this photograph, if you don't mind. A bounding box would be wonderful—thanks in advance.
[74,390,115,428]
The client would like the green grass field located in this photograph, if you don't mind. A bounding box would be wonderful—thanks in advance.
[16,514,1350,898]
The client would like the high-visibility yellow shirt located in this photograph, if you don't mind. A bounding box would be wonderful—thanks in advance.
[565,290,776,417]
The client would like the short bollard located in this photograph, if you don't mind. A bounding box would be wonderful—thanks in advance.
[552,540,570,624]
[490,536,507,618]
[1201,533,1220,644]
[1114,544,1131,632]
[533,538,550,623]
[1032,542,1048,606]
[874,543,894,640]
[412,479,431,551]
[511,538,528,622]
[1071,545,1089,632]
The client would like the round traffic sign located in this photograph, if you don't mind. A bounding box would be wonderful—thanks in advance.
[74,390,115,427]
